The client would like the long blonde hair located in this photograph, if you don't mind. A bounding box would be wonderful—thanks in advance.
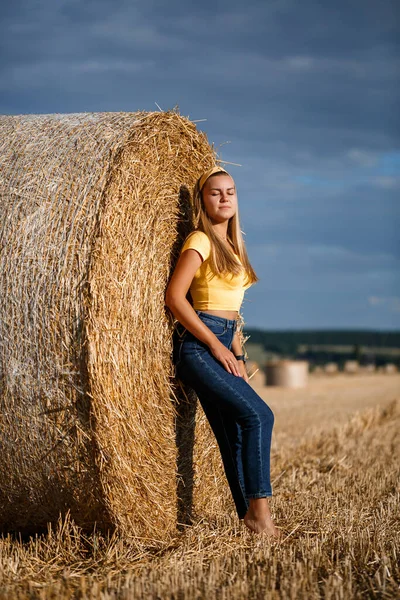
[191,170,259,286]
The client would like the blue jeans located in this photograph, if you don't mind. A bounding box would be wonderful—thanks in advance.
[173,310,275,520]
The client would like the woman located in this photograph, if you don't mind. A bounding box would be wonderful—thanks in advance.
[165,166,280,537]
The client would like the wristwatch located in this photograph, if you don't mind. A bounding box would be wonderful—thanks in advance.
[235,354,246,363]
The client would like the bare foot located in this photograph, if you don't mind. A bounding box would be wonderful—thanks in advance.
[244,513,281,537]
[244,498,281,539]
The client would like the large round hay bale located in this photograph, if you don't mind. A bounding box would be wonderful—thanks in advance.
[0,110,215,537]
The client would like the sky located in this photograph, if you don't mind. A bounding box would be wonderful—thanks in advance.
[1,0,399,331]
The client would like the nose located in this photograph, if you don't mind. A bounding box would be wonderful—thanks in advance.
[220,191,230,202]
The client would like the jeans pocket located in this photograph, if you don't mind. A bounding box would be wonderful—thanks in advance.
[199,316,227,337]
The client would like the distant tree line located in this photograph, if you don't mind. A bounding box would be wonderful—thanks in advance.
[244,329,400,368]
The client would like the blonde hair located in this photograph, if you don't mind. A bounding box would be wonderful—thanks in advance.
[192,170,259,286]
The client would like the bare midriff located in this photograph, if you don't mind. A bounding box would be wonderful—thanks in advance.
[201,309,239,321]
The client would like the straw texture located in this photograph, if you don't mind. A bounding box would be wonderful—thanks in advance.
[0,110,216,538]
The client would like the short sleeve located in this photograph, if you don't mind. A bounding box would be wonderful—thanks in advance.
[180,231,211,261]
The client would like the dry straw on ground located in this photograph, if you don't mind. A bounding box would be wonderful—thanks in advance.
[0,110,217,538]
[0,391,399,599]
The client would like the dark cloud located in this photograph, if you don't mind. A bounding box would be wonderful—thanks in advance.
[1,0,399,328]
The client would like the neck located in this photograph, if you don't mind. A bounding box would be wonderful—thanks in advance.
[212,223,229,240]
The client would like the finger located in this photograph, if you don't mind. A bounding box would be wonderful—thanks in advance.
[225,358,238,376]
[223,357,231,373]
[232,358,241,376]
[228,358,240,377]
[226,359,235,375]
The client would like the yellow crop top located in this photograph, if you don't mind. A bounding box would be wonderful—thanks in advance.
[180,231,253,311]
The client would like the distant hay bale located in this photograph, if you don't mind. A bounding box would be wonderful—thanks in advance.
[344,360,359,374]
[265,360,309,388]
[324,362,339,375]
[359,364,376,374]
[383,363,398,374]
[0,110,215,537]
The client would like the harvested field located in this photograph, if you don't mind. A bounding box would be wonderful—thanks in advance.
[1,374,399,599]
[255,371,400,445]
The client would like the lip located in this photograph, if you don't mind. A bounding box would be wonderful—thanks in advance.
[219,205,232,209]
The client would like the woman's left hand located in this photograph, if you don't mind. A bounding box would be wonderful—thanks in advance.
[237,360,249,383]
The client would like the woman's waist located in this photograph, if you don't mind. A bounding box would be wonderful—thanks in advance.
[197,309,238,321]
[175,311,236,356]
[195,309,238,327]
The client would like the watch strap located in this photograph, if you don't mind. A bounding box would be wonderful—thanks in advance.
[235,354,246,363]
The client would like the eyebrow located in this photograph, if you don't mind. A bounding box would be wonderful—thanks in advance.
[209,186,235,191]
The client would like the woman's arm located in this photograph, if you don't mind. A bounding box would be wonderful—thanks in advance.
[231,331,244,356]
[165,249,242,377]
[231,331,249,383]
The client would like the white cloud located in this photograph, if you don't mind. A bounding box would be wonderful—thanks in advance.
[285,56,315,70]
[91,20,185,50]
[373,177,400,190]
[368,296,400,312]
[69,59,155,74]
[368,296,386,306]
[347,148,378,167]
[0,58,155,90]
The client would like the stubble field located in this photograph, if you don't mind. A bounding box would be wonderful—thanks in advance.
[1,373,399,599]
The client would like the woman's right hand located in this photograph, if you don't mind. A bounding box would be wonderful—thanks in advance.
[209,340,242,377]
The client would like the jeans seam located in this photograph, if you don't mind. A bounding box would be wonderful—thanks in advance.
[216,405,249,511]
[193,347,269,497]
